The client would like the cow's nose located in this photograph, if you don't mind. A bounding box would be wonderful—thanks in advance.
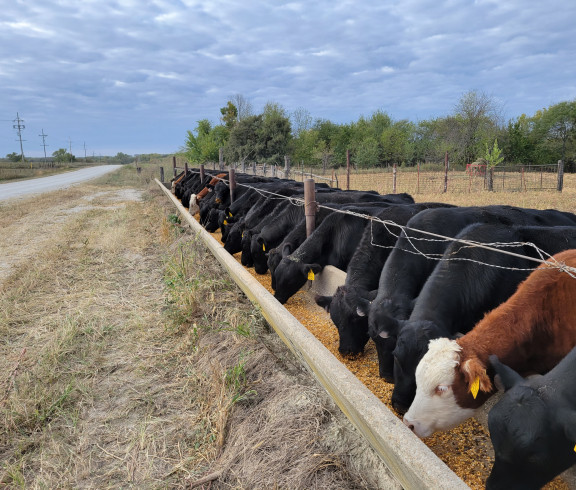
[403,417,415,432]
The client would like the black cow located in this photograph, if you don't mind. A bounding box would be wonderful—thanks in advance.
[272,205,396,304]
[362,205,576,382]
[487,350,576,490]
[314,202,454,358]
[387,223,576,413]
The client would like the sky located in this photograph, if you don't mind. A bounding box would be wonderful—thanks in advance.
[1,0,575,158]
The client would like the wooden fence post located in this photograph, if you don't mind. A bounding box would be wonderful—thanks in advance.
[172,155,177,178]
[229,168,236,203]
[417,163,420,194]
[557,160,564,191]
[443,152,449,193]
[160,167,165,182]
[219,148,224,171]
[200,164,205,182]
[346,149,351,190]
[304,178,317,237]
[184,161,189,174]
[393,163,397,193]
[284,155,291,179]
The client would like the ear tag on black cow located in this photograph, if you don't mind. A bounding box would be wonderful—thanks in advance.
[470,377,480,399]
[223,220,228,225]
[262,244,266,251]
[574,443,576,453]
[308,270,315,281]
[228,212,233,218]
[242,232,244,238]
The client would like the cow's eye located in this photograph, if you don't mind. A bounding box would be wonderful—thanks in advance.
[435,385,449,395]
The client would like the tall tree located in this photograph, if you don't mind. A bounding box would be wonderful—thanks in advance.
[453,90,503,164]
[532,100,576,164]
[220,101,238,129]
[230,94,254,121]
[182,119,228,164]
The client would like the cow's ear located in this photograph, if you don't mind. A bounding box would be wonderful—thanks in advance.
[560,410,576,446]
[315,295,332,313]
[489,355,524,392]
[461,356,492,397]
[281,243,293,257]
[356,297,371,317]
[301,263,321,279]
[256,236,264,246]
[372,315,399,339]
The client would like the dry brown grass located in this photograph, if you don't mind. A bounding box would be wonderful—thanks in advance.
[0,164,396,489]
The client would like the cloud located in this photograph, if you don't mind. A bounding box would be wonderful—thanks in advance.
[1,0,575,157]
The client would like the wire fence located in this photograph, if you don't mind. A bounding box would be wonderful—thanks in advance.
[170,157,566,195]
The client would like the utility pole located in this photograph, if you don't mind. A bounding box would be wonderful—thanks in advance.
[13,112,26,165]
[39,129,49,166]
[83,142,87,163]
[69,137,73,163]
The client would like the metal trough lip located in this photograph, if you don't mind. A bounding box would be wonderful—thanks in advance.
[156,179,469,490]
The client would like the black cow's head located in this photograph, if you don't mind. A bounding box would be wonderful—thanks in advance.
[240,230,254,267]
[273,258,321,304]
[316,286,376,356]
[268,242,294,290]
[486,355,576,490]
[223,222,244,255]
[358,297,405,382]
[251,235,269,275]
[391,320,445,414]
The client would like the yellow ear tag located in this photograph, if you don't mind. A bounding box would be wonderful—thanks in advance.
[262,244,266,251]
[242,232,244,238]
[470,377,480,399]
[223,220,228,225]
[308,270,315,281]
[574,443,576,453]
[228,212,233,217]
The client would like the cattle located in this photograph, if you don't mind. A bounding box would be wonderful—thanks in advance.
[402,249,576,438]
[485,350,576,490]
[314,202,454,360]
[363,205,576,382]
[188,173,227,215]
[272,205,397,304]
[389,224,576,414]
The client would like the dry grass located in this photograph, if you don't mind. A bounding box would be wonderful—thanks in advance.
[0,164,396,489]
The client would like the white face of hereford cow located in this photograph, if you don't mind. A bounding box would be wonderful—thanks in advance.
[403,338,476,438]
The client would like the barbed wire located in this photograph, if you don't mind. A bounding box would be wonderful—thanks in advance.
[179,169,576,278]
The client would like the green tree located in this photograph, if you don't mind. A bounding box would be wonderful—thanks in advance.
[182,119,228,164]
[220,101,238,129]
[531,100,576,164]
[223,114,264,165]
[115,152,133,164]
[259,102,292,165]
[452,90,503,164]
[6,152,22,162]
[501,116,534,164]
[484,139,504,167]
[52,148,75,163]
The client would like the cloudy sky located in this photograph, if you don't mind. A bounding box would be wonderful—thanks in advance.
[1,0,575,158]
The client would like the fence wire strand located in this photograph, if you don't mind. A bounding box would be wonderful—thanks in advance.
[180,169,576,279]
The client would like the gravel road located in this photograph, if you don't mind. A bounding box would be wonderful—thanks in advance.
[0,165,122,201]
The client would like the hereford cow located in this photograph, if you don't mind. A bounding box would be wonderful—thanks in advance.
[402,249,576,438]
[188,172,228,214]
[389,223,576,414]
[486,349,576,490]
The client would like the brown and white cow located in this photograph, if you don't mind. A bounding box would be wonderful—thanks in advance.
[403,248,576,438]
[189,173,227,215]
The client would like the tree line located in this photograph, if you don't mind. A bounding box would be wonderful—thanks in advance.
[181,91,576,172]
